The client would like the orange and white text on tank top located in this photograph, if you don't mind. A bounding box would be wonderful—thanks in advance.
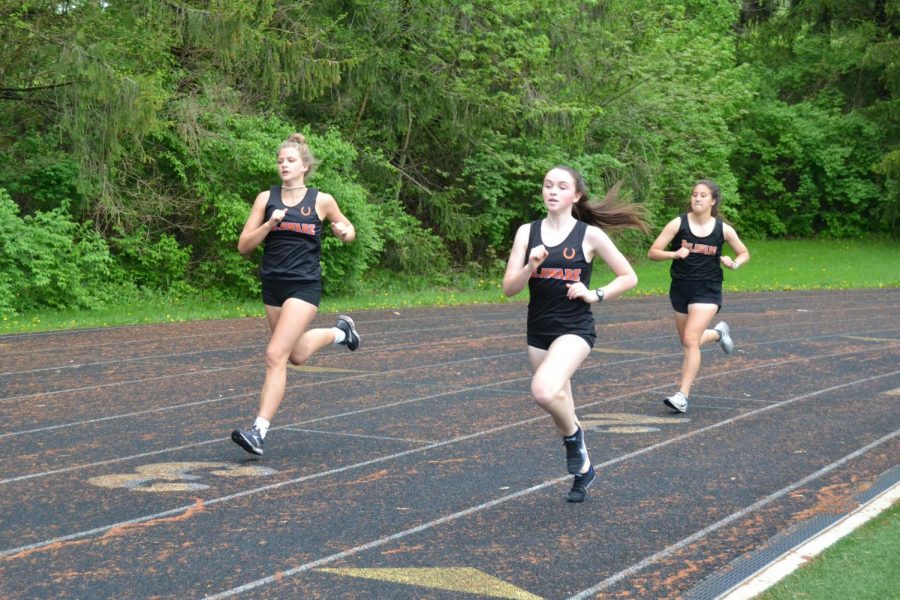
[273,222,317,235]
[681,240,718,255]
[532,268,582,282]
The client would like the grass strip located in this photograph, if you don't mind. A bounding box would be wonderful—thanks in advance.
[758,501,899,600]
[3,238,897,335]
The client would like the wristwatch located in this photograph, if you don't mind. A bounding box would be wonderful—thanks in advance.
[595,288,605,303]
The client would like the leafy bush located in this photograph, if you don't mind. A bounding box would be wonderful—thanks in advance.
[109,227,193,291]
[731,99,883,238]
[0,188,113,316]
[0,134,88,215]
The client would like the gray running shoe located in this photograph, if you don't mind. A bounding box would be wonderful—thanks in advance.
[231,426,264,455]
[336,315,360,351]
[713,321,734,354]
[563,426,589,475]
[664,391,688,413]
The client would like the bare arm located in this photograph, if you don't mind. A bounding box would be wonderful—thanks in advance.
[567,226,638,304]
[237,191,283,256]
[319,192,356,243]
[502,224,547,297]
[720,224,750,269]
[647,217,689,261]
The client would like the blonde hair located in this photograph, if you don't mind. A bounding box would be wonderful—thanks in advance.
[279,133,320,178]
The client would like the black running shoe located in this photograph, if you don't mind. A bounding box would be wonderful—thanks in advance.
[563,426,588,474]
[566,464,596,503]
[336,315,360,351]
[231,427,264,456]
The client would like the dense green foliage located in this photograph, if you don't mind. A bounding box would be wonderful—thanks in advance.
[0,0,896,316]
[731,0,899,237]
[0,189,114,312]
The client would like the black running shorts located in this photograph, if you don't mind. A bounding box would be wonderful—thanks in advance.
[527,330,596,351]
[261,278,322,307]
[669,278,722,314]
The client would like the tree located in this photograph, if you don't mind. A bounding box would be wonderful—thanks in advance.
[732,0,898,236]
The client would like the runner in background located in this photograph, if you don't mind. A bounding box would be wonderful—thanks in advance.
[647,179,750,414]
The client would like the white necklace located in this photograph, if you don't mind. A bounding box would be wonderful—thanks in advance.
[282,185,307,190]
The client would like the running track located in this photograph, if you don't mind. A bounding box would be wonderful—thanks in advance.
[1,289,898,599]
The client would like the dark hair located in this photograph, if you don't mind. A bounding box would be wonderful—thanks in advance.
[551,165,650,234]
[279,133,321,177]
[693,179,721,217]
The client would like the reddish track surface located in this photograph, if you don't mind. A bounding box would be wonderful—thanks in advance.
[1,289,898,599]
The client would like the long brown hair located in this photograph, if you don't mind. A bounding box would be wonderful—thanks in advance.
[553,165,650,234]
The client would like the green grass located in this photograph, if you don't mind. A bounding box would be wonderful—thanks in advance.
[2,238,898,335]
[626,237,900,295]
[0,274,514,334]
[758,501,900,600]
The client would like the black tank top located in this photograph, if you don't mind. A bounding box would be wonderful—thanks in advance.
[526,219,595,336]
[260,186,322,281]
[669,214,724,282]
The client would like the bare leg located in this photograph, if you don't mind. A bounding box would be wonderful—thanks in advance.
[529,335,596,496]
[233,302,346,455]
[528,336,591,436]
[257,298,320,421]
[287,328,340,365]
[675,304,720,397]
[528,335,594,477]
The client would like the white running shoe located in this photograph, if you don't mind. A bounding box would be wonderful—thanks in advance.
[664,391,688,413]
[713,321,734,355]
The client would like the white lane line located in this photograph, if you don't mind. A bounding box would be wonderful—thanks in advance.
[564,428,900,600]
[3,319,897,434]
[0,328,264,358]
[0,351,521,441]
[0,315,498,360]
[0,380,522,440]
[0,363,257,404]
[1,344,896,484]
[1,311,895,395]
[4,288,885,347]
[0,389,256,440]
[689,395,775,403]
[0,332,523,401]
[3,370,896,566]
[0,311,525,351]
[203,380,900,600]
[843,335,900,343]
[679,403,747,412]
[0,342,262,377]
[0,322,498,376]
[1,293,896,355]
[283,427,433,444]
